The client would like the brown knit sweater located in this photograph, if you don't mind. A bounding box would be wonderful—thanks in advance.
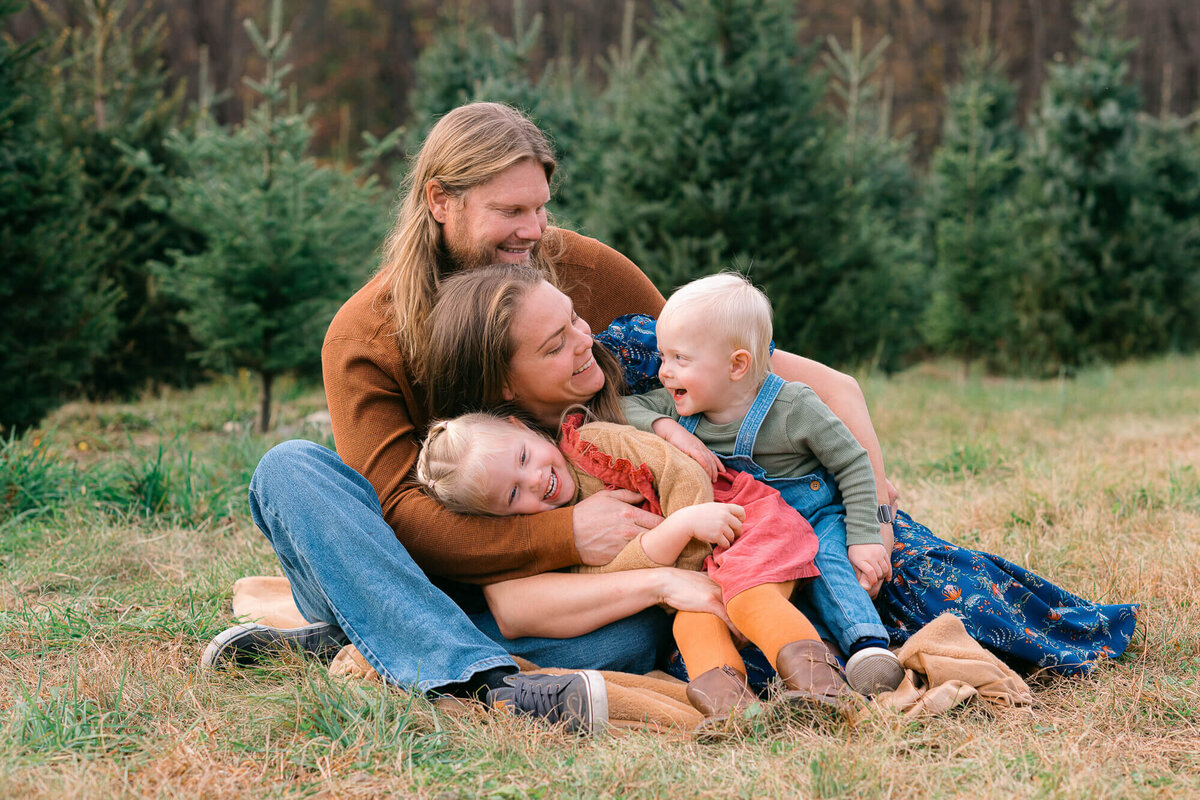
[321,229,665,584]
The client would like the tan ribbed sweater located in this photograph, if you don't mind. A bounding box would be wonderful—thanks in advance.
[564,420,713,576]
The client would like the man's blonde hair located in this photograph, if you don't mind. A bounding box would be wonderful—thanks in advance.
[659,272,773,383]
[376,102,559,364]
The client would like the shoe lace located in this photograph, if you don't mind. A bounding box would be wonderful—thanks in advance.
[513,679,565,723]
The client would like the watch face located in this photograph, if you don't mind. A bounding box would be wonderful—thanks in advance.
[876,504,894,524]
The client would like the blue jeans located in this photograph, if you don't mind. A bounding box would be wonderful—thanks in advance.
[677,374,889,656]
[770,468,889,654]
[248,440,668,692]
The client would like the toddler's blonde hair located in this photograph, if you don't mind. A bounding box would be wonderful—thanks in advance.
[659,272,773,383]
[415,412,549,515]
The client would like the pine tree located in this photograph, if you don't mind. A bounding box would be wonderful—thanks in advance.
[566,0,653,237]
[590,0,830,326]
[407,1,595,228]
[407,5,514,137]
[592,0,923,369]
[1018,0,1154,371]
[34,0,198,396]
[1129,111,1200,352]
[592,0,824,288]
[816,20,927,370]
[924,39,1025,374]
[0,0,119,431]
[158,0,398,432]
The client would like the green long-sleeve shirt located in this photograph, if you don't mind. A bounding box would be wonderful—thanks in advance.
[621,381,880,547]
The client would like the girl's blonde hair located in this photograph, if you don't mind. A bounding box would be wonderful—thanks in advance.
[659,272,773,384]
[376,102,560,364]
[418,263,627,426]
[415,412,553,515]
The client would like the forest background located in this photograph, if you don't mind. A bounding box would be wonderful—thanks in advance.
[3,0,1200,433]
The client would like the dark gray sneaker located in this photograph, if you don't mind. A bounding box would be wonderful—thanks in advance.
[200,621,349,668]
[486,671,608,734]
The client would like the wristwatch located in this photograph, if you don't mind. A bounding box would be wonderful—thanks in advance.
[876,504,894,524]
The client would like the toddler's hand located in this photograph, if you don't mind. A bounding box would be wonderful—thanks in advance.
[652,417,724,482]
[848,542,889,599]
[667,502,745,549]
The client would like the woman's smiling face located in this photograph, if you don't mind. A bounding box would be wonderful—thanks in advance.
[501,281,605,426]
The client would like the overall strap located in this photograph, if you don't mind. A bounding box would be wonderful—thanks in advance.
[732,373,786,458]
[679,412,701,434]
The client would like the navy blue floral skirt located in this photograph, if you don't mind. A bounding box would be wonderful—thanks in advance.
[599,314,1139,681]
[879,510,1138,676]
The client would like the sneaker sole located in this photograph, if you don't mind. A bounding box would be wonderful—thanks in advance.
[845,650,905,695]
[200,621,343,669]
[576,669,609,735]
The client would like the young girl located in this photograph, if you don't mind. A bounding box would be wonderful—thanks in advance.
[416,409,857,724]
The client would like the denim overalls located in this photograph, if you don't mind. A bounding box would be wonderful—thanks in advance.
[679,373,889,654]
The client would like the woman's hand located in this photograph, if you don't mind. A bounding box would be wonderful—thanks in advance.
[651,417,724,482]
[665,502,745,549]
[655,568,732,627]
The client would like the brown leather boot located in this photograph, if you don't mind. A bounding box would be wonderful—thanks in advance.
[775,640,854,708]
[685,665,758,723]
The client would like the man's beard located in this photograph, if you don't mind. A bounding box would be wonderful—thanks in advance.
[439,236,541,275]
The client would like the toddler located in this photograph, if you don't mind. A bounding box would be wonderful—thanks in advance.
[621,272,905,695]
[416,410,856,723]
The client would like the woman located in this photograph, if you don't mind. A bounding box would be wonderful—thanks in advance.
[421,265,1138,679]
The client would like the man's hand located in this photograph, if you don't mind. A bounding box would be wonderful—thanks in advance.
[651,417,724,482]
[572,489,663,565]
[848,541,891,598]
[664,502,745,549]
[884,477,901,508]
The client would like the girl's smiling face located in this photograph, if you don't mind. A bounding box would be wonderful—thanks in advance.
[500,280,606,426]
[477,422,576,515]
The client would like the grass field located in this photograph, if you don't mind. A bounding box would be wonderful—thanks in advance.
[2,357,1198,799]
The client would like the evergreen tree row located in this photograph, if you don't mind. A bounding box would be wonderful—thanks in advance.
[2,0,394,432]
[413,0,1200,376]
[5,0,1199,432]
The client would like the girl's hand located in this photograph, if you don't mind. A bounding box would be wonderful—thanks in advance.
[651,417,724,482]
[666,502,745,549]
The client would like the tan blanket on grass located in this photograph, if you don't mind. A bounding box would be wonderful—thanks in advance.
[230,578,1031,730]
[870,612,1034,718]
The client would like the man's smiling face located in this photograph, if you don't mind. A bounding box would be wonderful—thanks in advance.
[430,158,551,269]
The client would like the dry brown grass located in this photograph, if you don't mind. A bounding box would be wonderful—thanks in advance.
[1,358,1197,798]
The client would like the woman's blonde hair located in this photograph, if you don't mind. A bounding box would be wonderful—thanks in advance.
[415,412,553,515]
[377,102,560,364]
[418,263,627,427]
